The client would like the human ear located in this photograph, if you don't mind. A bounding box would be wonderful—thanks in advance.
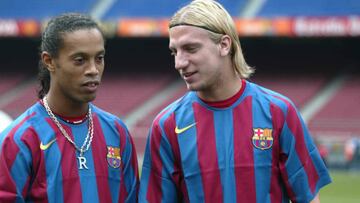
[41,51,55,72]
[219,35,231,56]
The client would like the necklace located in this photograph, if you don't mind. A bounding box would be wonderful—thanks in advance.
[43,96,94,170]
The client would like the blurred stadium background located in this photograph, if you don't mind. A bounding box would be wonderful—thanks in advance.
[1,0,360,201]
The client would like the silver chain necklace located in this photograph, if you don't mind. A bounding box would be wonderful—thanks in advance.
[43,96,94,169]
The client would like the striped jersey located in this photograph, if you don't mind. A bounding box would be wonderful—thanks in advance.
[139,80,331,203]
[0,102,139,203]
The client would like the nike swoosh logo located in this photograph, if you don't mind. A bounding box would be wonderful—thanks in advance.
[40,138,57,150]
[175,123,196,134]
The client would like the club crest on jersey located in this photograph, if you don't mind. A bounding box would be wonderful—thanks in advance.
[107,146,121,168]
[252,128,273,150]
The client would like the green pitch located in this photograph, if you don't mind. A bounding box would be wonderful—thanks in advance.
[320,170,360,203]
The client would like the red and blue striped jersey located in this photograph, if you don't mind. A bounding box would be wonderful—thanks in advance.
[139,80,331,203]
[0,102,139,203]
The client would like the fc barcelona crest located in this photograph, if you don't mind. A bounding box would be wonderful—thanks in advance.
[252,128,273,150]
[107,146,121,168]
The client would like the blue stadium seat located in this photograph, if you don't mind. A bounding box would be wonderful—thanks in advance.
[103,0,246,20]
[0,0,97,20]
[2,0,358,20]
[258,0,360,17]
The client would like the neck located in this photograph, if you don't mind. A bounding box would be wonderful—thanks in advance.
[44,93,89,117]
[198,72,242,102]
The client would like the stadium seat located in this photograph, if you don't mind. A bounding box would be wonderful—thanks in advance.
[258,0,360,17]
[0,0,96,20]
[103,0,246,20]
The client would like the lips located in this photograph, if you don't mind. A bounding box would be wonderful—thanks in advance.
[82,80,100,92]
[182,71,196,80]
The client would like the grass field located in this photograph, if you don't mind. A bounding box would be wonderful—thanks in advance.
[320,170,360,202]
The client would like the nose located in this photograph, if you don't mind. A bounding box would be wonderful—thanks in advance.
[85,59,100,76]
[174,53,189,70]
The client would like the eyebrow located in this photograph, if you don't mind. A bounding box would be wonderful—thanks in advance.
[97,50,106,55]
[169,41,201,49]
[70,49,105,57]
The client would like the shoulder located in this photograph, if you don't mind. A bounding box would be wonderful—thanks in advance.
[245,80,297,113]
[90,104,129,132]
[152,91,194,127]
[2,102,44,133]
[0,102,43,146]
[91,104,125,123]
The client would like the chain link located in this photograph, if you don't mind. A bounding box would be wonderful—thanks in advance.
[43,96,94,157]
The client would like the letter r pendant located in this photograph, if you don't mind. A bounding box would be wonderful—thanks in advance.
[77,156,89,170]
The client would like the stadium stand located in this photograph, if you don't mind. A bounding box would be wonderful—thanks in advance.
[94,74,175,118]
[258,0,360,17]
[308,74,360,137]
[130,82,187,154]
[0,0,246,20]
[252,75,329,108]
[104,0,246,19]
[0,74,27,95]
[0,80,37,119]
[0,0,96,20]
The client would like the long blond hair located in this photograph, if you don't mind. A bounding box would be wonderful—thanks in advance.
[169,0,254,79]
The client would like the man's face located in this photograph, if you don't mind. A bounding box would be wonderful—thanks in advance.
[169,25,226,94]
[51,28,105,104]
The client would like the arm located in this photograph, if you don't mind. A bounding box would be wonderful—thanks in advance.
[278,103,331,202]
[0,131,31,202]
[310,193,320,203]
[139,120,180,203]
[116,122,139,203]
